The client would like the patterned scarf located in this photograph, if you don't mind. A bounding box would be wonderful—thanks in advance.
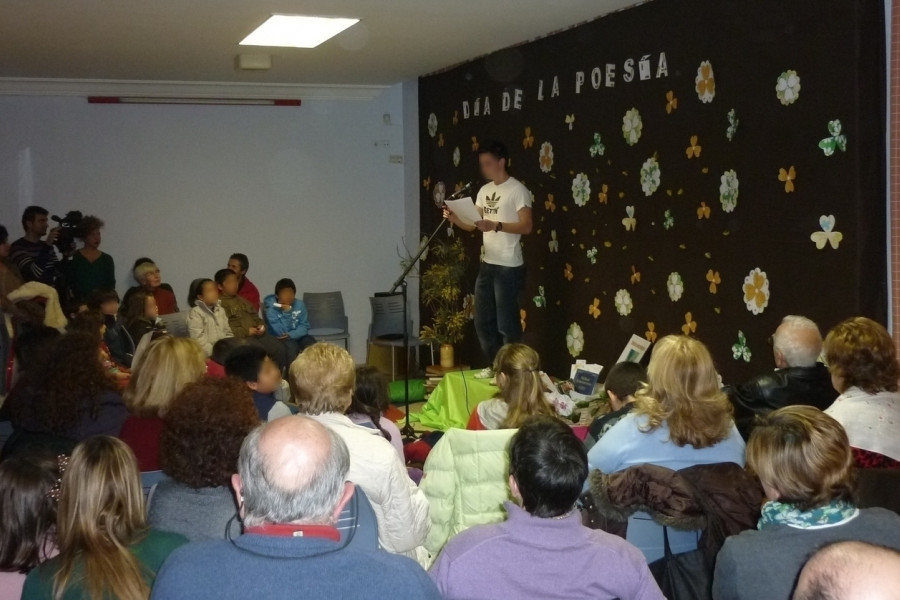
[758,499,858,530]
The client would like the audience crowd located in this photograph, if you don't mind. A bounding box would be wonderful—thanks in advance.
[0,205,899,600]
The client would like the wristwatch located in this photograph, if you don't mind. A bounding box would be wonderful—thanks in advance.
[495,222,503,232]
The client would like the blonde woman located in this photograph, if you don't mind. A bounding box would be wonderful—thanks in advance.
[588,335,745,474]
[21,436,187,600]
[713,406,900,600]
[290,343,430,557]
[119,337,207,471]
[466,343,557,430]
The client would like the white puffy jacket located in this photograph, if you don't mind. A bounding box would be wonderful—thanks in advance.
[310,412,430,556]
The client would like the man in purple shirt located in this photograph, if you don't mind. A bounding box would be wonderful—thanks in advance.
[429,416,664,600]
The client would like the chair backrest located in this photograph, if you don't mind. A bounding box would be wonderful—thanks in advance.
[303,292,347,331]
[369,295,406,339]
[336,487,379,550]
[141,469,170,499]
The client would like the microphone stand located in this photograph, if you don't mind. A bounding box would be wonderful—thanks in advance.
[376,210,454,442]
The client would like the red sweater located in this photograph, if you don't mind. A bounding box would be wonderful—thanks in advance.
[238,277,261,312]
[119,415,165,472]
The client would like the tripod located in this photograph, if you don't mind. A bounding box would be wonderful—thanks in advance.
[376,214,450,441]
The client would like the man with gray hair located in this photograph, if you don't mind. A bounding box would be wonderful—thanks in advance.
[726,315,837,439]
[151,416,441,600]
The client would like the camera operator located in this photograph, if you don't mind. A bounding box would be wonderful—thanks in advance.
[66,215,115,304]
[9,206,64,288]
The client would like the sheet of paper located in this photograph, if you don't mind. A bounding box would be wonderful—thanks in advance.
[444,197,481,226]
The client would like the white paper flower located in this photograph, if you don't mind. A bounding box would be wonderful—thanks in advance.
[695,61,715,103]
[614,289,633,316]
[776,70,801,106]
[427,113,438,137]
[571,172,591,207]
[719,169,740,213]
[566,322,584,358]
[640,156,661,197]
[667,272,684,302]
[539,141,554,173]
[742,268,770,315]
[452,146,460,167]
[622,108,643,146]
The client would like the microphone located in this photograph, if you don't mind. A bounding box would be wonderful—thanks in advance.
[446,181,476,202]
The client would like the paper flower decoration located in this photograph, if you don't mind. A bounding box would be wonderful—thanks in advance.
[588,298,601,319]
[471,136,480,151]
[622,108,643,146]
[697,202,711,219]
[614,289,634,316]
[631,265,641,285]
[810,215,843,250]
[565,114,575,130]
[523,127,535,149]
[695,61,716,103]
[682,312,698,335]
[564,263,574,281]
[719,169,740,213]
[533,285,546,308]
[778,166,796,193]
[640,157,661,197]
[706,269,721,293]
[775,70,801,106]
[742,268,770,315]
[732,330,752,362]
[645,322,658,342]
[598,184,609,205]
[819,120,847,156]
[539,141,554,172]
[566,322,584,357]
[666,90,678,114]
[572,172,591,207]
[589,132,606,157]
[548,230,559,253]
[726,109,739,141]
[586,247,598,264]
[427,113,438,137]
[622,206,637,231]
[545,194,557,212]
[663,209,675,230]
[666,272,684,302]
[452,147,461,167]
[685,135,702,159]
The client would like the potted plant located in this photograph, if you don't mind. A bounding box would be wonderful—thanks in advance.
[419,237,469,367]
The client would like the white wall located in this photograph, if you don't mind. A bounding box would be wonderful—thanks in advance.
[0,86,408,360]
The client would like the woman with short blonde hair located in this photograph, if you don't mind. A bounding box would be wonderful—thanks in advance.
[21,436,186,600]
[823,316,900,468]
[119,337,207,472]
[713,406,900,600]
[290,343,429,556]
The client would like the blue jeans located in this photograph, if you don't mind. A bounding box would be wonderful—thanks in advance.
[474,263,525,363]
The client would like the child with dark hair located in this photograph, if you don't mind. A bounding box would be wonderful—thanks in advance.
[208,337,244,378]
[120,288,166,350]
[86,289,133,367]
[262,278,316,363]
[68,310,129,386]
[186,278,233,356]
[584,361,647,451]
[224,344,294,422]
[0,454,60,600]
[348,366,404,462]
[216,269,287,369]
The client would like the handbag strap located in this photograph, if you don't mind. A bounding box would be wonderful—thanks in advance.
[662,525,674,559]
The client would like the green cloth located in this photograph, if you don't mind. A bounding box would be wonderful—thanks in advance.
[409,370,498,430]
[22,528,187,600]
[388,379,426,405]
[67,250,116,302]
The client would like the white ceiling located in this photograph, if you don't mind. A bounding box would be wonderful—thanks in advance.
[0,0,641,88]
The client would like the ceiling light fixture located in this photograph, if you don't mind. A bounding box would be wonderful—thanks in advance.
[239,15,359,49]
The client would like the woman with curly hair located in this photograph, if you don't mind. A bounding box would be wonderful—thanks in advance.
[21,436,186,600]
[823,316,900,468]
[65,215,115,304]
[148,377,260,541]
[6,331,127,444]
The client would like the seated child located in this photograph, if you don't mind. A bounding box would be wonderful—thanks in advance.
[121,289,167,349]
[583,361,646,451]
[87,289,133,367]
[215,269,287,370]
[348,366,405,462]
[208,337,244,378]
[263,278,316,362]
[224,344,294,422]
[186,277,233,356]
[69,310,130,386]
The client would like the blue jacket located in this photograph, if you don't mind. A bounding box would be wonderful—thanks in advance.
[263,294,310,340]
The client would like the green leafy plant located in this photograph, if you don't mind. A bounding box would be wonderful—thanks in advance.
[419,238,469,345]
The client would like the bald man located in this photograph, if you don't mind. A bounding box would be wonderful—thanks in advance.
[152,417,441,600]
[726,315,837,439]
[793,541,900,600]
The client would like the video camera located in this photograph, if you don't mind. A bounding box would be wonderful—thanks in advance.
[50,211,85,255]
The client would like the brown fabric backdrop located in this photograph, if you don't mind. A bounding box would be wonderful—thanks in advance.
[417,0,886,382]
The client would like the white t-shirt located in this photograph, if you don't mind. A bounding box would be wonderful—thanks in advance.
[475,176,532,267]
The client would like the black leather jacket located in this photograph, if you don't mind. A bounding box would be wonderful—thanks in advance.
[725,363,838,439]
